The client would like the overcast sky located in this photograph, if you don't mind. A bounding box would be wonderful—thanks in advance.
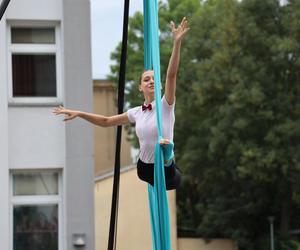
[91,0,144,79]
[90,0,289,79]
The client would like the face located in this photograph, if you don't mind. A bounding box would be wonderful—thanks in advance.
[139,70,155,95]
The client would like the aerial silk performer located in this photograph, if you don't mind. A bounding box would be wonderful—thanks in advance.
[52,0,189,248]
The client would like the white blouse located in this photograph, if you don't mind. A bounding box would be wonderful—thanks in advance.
[127,95,175,163]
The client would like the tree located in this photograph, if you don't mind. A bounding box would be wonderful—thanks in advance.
[109,0,300,249]
[176,0,300,249]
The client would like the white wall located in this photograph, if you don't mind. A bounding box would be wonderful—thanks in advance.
[8,107,65,169]
[3,0,65,169]
[1,0,94,249]
[5,0,62,20]
[63,0,95,248]
[0,13,10,250]
[1,0,64,249]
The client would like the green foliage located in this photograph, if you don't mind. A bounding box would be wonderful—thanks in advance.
[109,0,300,249]
[277,238,300,250]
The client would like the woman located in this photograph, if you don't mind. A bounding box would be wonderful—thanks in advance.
[53,17,189,190]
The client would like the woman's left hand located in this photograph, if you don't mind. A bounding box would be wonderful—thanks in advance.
[171,17,190,43]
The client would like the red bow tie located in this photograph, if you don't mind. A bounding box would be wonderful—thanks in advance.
[142,103,152,111]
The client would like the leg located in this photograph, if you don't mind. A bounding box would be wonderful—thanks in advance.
[165,161,181,190]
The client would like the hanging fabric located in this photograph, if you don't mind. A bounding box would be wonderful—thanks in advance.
[0,0,11,21]
[107,0,130,249]
[143,1,171,249]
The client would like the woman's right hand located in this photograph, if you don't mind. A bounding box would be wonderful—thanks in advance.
[52,106,80,121]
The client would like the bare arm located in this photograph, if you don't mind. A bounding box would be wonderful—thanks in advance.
[78,111,129,127]
[165,17,189,105]
[52,106,130,127]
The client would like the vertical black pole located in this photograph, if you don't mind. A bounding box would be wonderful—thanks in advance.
[107,0,130,249]
[0,0,11,21]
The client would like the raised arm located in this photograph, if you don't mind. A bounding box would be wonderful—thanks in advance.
[165,17,189,105]
[52,106,129,127]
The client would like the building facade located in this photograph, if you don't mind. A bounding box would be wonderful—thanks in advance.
[0,0,94,249]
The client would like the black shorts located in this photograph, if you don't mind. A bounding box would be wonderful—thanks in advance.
[137,159,181,190]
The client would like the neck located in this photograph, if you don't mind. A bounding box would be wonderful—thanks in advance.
[144,94,154,104]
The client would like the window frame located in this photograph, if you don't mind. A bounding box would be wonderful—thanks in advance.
[7,21,63,105]
[9,169,63,250]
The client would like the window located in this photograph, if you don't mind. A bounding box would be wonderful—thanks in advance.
[11,171,62,250]
[8,23,62,104]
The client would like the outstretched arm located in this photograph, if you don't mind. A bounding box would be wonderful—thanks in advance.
[52,106,129,127]
[165,17,189,105]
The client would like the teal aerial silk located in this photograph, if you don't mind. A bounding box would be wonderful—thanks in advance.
[143,1,171,250]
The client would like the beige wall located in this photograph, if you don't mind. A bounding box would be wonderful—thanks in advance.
[93,79,132,176]
[95,167,178,250]
[177,238,238,250]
